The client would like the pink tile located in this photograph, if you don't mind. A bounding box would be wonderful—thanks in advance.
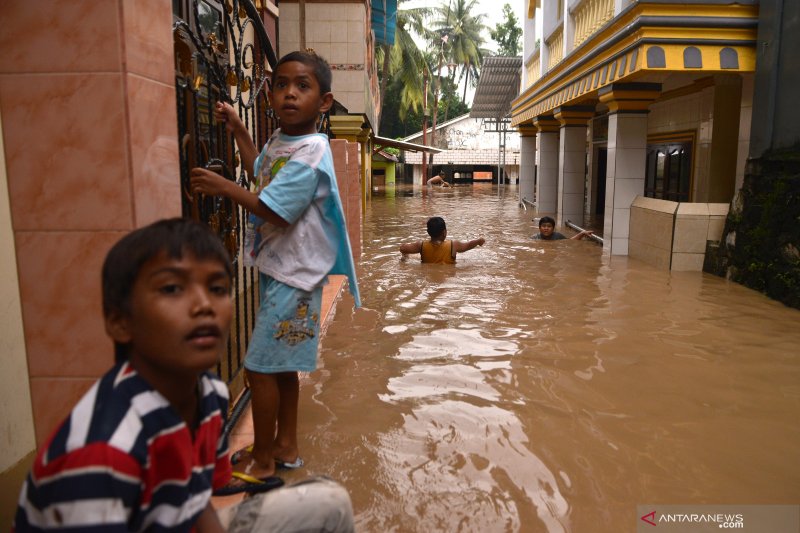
[16,230,122,378]
[0,74,132,231]
[330,139,347,173]
[0,0,122,74]
[126,75,182,226]
[31,378,97,448]
[121,0,174,85]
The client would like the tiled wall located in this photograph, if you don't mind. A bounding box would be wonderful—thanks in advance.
[672,202,730,271]
[0,0,180,446]
[648,88,714,201]
[279,2,374,125]
[647,76,752,205]
[331,139,363,259]
[630,196,729,271]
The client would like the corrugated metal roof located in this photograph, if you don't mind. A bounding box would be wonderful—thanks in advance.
[373,135,443,154]
[470,56,522,119]
[371,0,397,46]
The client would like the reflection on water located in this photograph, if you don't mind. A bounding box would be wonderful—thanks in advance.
[294,184,800,532]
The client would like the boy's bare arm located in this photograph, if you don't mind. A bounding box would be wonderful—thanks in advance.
[570,230,594,240]
[453,237,485,253]
[399,241,423,255]
[215,102,259,183]
[190,168,289,228]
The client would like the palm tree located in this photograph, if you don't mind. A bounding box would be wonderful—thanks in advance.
[432,0,487,104]
[377,2,431,126]
[415,0,486,173]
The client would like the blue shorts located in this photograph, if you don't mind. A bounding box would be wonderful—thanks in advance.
[244,274,323,374]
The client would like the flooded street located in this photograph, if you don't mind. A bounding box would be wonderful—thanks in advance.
[293,184,800,532]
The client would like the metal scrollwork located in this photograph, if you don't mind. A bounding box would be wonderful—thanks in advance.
[173,0,279,420]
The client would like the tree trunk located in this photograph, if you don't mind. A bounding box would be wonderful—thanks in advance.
[421,71,429,182]
[462,65,470,104]
[429,53,445,175]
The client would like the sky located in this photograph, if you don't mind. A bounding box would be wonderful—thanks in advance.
[397,0,525,104]
[401,0,525,55]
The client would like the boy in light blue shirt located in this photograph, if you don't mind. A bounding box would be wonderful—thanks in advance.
[190,50,359,494]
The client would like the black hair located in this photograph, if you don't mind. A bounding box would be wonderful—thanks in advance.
[275,50,332,94]
[427,216,446,239]
[538,216,556,227]
[102,218,233,361]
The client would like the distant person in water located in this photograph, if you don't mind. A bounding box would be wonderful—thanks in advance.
[400,216,485,264]
[427,171,451,188]
[532,216,594,240]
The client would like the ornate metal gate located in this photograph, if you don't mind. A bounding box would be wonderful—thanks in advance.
[173,0,277,430]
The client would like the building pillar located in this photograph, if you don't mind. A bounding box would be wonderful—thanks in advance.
[599,83,661,255]
[554,106,593,227]
[533,115,560,215]
[517,125,538,206]
[357,128,372,211]
[330,114,366,213]
[707,74,742,203]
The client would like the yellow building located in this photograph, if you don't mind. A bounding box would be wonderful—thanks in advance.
[513,0,759,269]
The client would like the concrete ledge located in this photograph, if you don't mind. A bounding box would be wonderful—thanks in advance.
[631,195,678,214]
[629,195,731,271]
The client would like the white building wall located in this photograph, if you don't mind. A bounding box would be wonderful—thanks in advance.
[522,0,537,86]
[403,116,521,166]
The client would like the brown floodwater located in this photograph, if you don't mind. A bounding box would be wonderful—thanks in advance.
[290,183,800,532]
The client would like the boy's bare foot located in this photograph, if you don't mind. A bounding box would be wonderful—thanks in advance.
[273,445,301,467]
[227,456,276,487]
[231,444,301,467]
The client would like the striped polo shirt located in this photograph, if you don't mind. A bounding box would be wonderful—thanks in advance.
[14,361,231,532]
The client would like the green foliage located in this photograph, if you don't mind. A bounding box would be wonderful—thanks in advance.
[719,153,800,309]
[433,0,488,103]
[489,4,522,56]
[379,0,484,137]
[380,69,470,139]
[382,146,401,156]
[377,3,432,128]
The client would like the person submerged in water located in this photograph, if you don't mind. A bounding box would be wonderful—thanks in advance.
[426,171,451,188]
[399,216,485,264]
[532,216,593,241]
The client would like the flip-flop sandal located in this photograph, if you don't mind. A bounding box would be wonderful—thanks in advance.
[275,457,304,470]
[212,471,284,496]
[231,445,304,470]
[230,444,254,465]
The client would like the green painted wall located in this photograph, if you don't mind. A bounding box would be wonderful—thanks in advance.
[372,160,396,186]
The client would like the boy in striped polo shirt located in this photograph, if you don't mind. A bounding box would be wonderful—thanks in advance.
[14,218,353,532]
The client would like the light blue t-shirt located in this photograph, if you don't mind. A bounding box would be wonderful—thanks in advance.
[249,130,360,306]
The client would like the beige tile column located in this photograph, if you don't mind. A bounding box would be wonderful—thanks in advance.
[517,124,538,206]
[598,83,661,255]
[533,115,560,216]
[0,0,180,445]
[554,106,593,227]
